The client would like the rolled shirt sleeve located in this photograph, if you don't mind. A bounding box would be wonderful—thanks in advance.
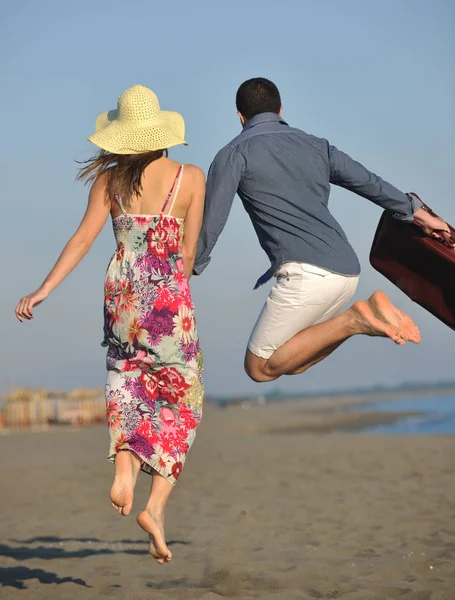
[193,146,246,275]
[328,144,421,222]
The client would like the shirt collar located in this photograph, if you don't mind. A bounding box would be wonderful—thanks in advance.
[242,112,288,131]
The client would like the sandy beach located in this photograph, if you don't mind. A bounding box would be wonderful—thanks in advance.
[1,399,454,600]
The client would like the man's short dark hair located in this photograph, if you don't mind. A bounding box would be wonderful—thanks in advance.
[236,78,281,121]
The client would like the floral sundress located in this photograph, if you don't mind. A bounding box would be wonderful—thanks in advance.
[103,165,203,485]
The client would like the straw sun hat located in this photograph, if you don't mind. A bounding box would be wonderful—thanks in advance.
[88,85,187,154]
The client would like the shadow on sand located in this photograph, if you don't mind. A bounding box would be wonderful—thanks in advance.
[1,537,191,590]
[3,537,190,561]
[0,566,91,590]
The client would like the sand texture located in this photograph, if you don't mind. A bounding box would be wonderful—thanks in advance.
[1,401,454,599]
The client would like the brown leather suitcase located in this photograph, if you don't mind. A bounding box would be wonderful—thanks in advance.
[370,194,455,331]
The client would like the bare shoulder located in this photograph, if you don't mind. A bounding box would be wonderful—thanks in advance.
[182,165,205,199]
[183,164,206,183]
[90,173,108,196]
[89,171,111,204]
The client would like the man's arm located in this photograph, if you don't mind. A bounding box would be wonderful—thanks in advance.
[328,144,421,221]
[193,146,246,275]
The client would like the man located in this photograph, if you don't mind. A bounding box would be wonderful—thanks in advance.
[193,78,450,383]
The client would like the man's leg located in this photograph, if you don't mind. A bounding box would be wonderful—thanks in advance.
[246,262,361,382]
[245,291,420,383]
[285,341,343,375]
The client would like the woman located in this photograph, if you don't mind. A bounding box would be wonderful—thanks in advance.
[15,85,205,564]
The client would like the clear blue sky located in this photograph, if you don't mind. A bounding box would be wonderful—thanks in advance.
[2,0,454,396]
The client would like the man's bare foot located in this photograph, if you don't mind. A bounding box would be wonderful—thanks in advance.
[110,450,141,516]
[350,300,406,345]
[368,291,421,344]
[137,509,172,564]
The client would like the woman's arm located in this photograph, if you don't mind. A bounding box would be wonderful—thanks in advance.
[181,166,206,280]
[15,174,112,321]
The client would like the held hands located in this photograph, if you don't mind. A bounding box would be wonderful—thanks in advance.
[15,287,49,322]
[413,207,454,248]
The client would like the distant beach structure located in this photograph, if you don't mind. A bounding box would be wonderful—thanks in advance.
[0,387,106,429]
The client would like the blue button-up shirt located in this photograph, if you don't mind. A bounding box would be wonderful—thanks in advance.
[194,113,420,288]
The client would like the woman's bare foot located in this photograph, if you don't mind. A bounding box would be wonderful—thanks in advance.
[110,450,141,516]
[367,291,421,344]
[350,300,406,345]
[137,509,172,564]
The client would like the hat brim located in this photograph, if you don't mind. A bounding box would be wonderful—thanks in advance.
[88,109,187,154]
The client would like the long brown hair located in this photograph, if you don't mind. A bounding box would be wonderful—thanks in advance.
[76,149,167,202]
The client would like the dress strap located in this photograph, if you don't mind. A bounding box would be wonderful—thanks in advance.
[115,194,126,215]
[168,165,184,216]
[161,165,184,215]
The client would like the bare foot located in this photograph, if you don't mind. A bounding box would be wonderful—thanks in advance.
[350,300,406,345]
[110,450,141,516]
[368,291,421,344]
[137,509,172,564]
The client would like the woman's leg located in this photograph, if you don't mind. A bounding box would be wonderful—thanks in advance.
[110,449,141,516]
[137,470,174,564]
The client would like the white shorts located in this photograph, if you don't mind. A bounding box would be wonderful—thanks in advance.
[247,262,359,360]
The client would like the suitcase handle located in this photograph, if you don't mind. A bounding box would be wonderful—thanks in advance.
[410,192,455,248]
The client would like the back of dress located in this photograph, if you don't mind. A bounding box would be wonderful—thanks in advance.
[102,164,204,486]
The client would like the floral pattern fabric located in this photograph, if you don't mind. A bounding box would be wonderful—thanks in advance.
[103,208,203,485]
